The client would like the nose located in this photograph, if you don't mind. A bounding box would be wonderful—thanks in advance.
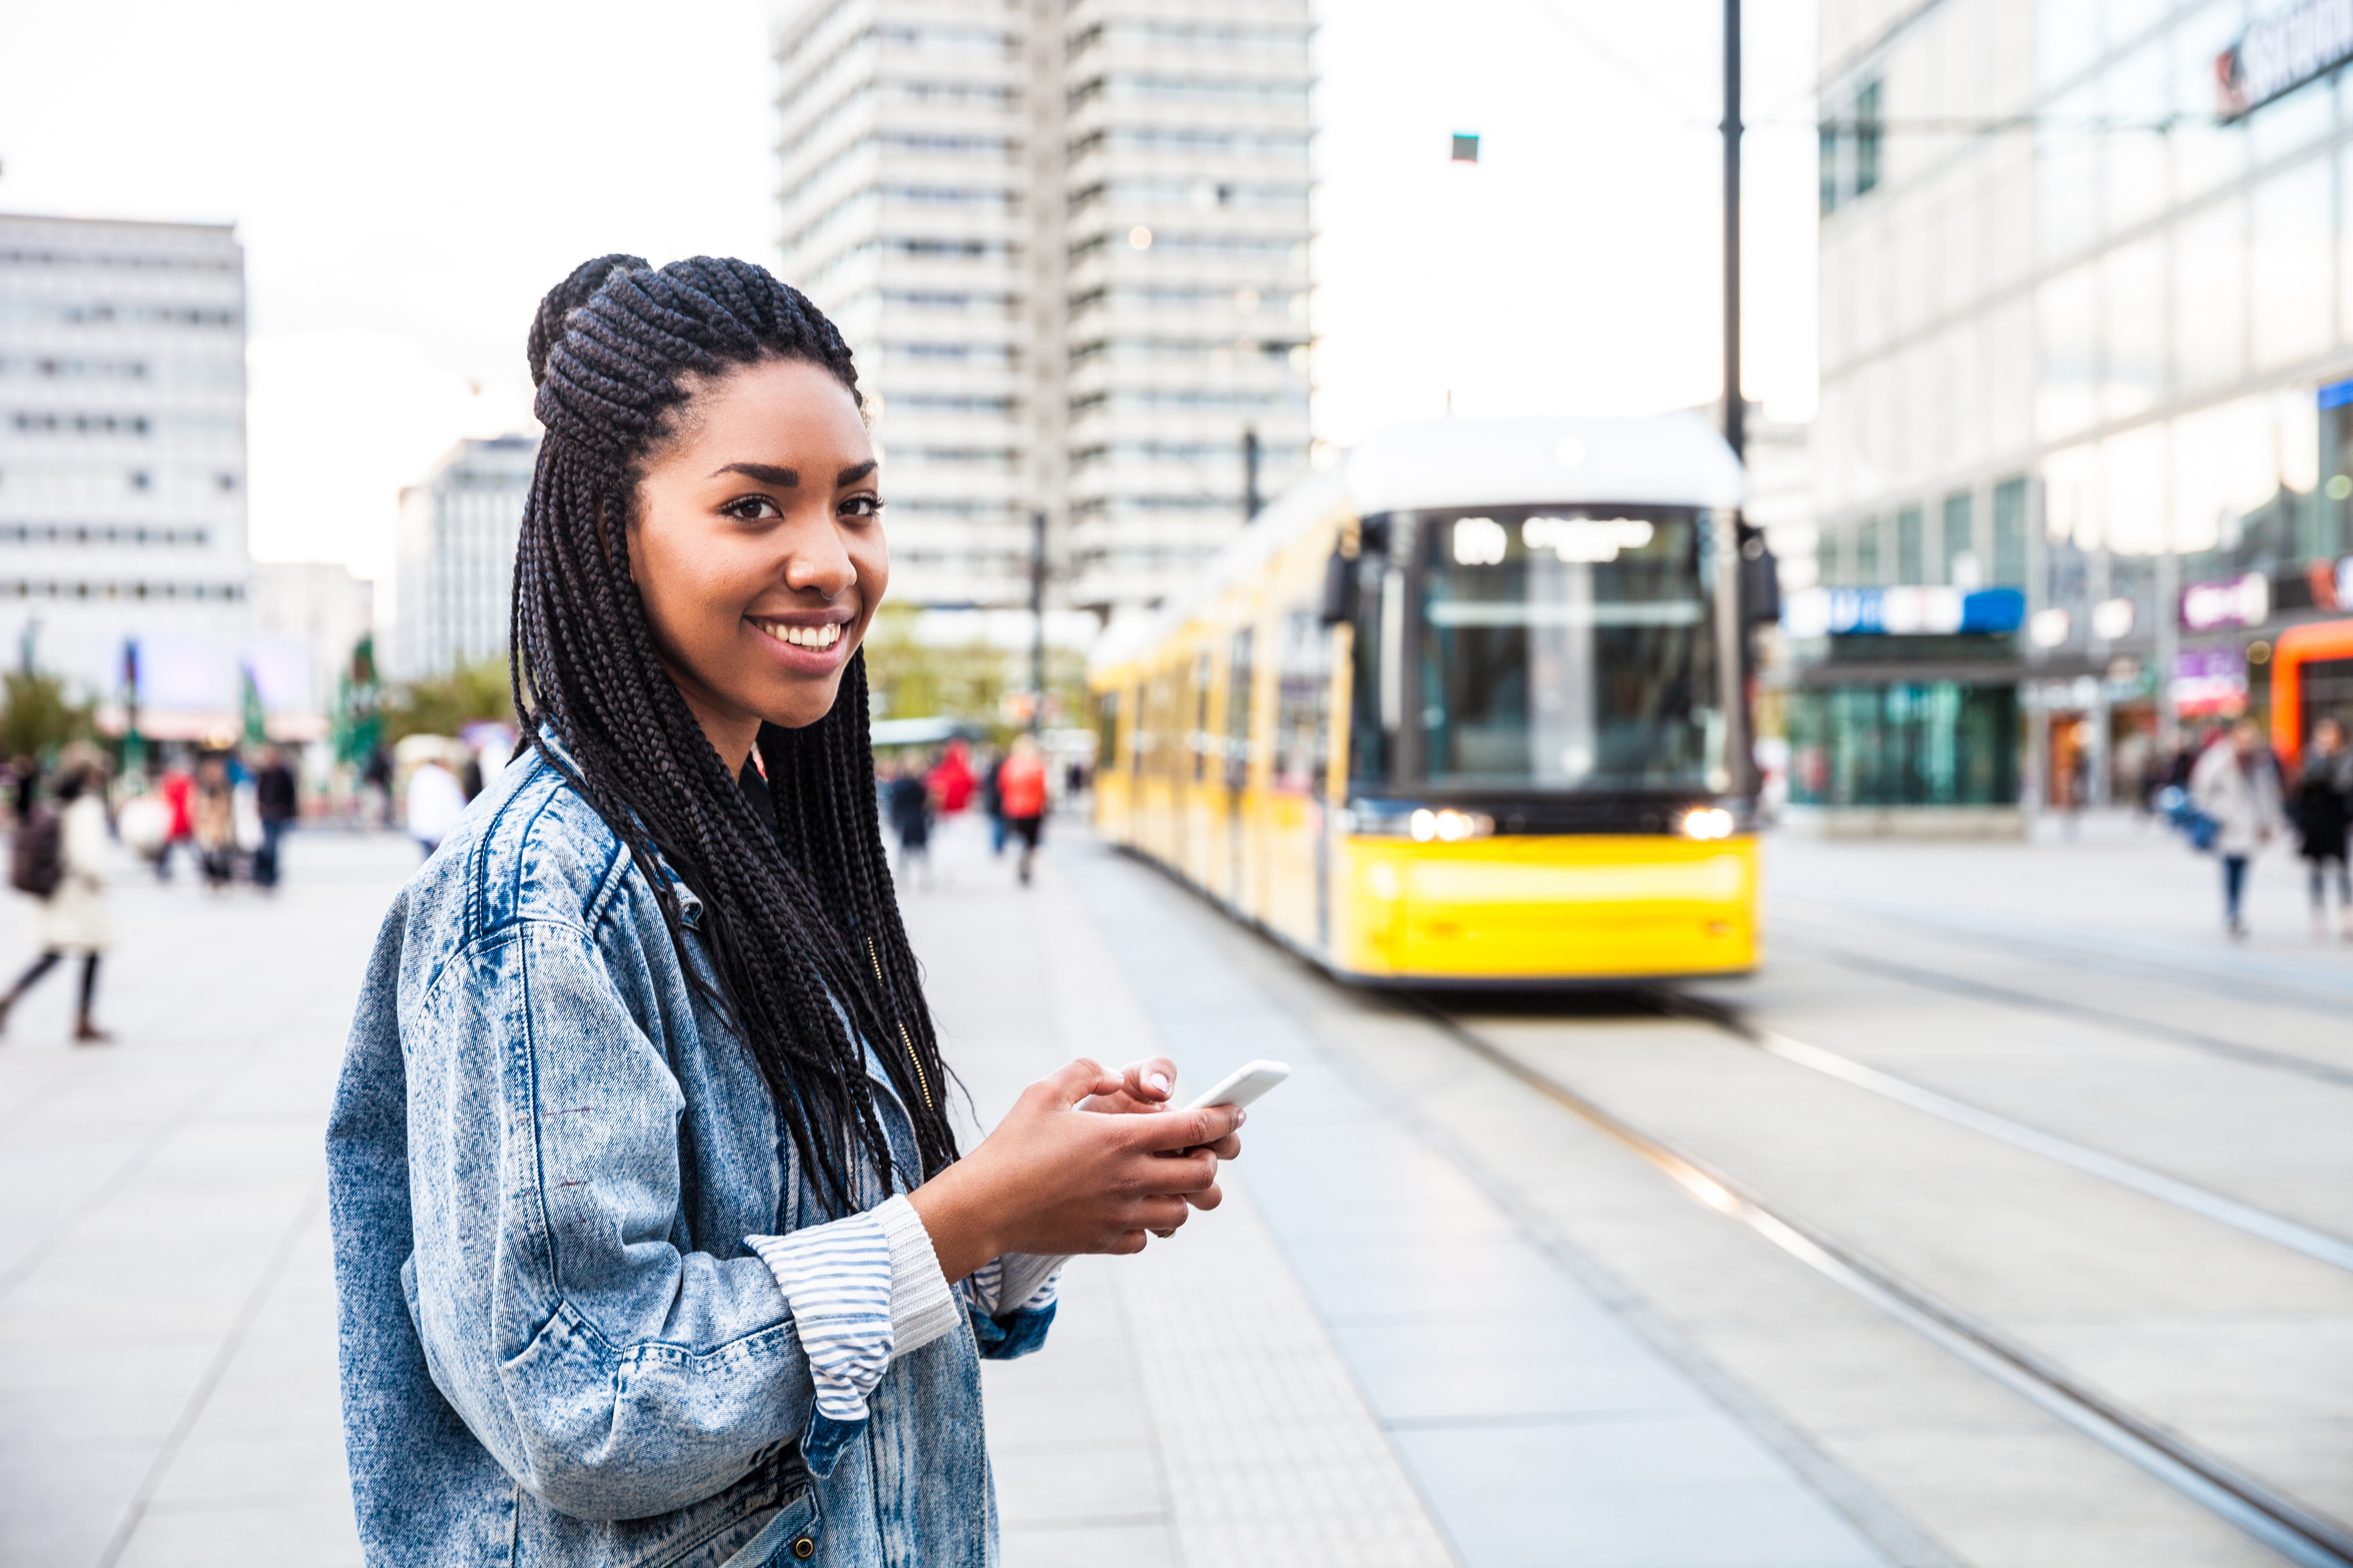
[784,508,857,600]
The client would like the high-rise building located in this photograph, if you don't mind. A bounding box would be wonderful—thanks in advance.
[0,213,253,736]
[1803,0,2353,814]
[772,0,1314,617]
[387,434,538,682]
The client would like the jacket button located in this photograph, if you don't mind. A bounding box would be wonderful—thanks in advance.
[792,1538,815,1560]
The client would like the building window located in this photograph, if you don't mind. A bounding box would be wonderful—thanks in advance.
[1942,491,1975,584]
[1896,506,1924,584]
[1993,477,2029,588]
[1820,75,1884,215]
[1817,525,1840,588]
[1856,516,1881,584]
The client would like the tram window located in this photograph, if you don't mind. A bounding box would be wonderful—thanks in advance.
[1096,689,1121,771]
[1416,507,1719,789]
[1274,609,1331,797]
[1224,628,1254,791]
[1193,651,1212,782]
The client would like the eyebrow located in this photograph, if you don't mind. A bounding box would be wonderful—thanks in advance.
[709,460,878,488]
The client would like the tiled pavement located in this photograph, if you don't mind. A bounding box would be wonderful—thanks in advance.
[1,817,1898,1567]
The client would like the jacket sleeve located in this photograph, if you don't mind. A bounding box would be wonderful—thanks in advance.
[401,919,816,1521]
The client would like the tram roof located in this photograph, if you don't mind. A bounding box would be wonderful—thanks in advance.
[1089,414,1744,673]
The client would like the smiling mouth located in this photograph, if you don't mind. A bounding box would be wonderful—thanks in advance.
[751,618,846,651]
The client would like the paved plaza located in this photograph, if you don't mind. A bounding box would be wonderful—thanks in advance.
[1,804,2348,1566]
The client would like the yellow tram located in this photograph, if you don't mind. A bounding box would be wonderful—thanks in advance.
[1087,415,1767,984]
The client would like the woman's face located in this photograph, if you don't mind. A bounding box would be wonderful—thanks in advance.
[629,357,886,751]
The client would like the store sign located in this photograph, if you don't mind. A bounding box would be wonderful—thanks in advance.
[1781,586,2025,638]
[2172,648,2248,718]
[2217,0,2353,121]
[2179,572,2271,631]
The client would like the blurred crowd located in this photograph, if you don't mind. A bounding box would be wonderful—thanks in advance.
[2151,719,2353,940]
[876,735,1089,892]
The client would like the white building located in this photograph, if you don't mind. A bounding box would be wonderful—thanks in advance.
[772,0,1314,617]
[387,434,538,682]
[0,213,253,738]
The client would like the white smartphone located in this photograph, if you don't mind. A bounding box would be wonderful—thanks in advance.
[1182,1059,1291,1112]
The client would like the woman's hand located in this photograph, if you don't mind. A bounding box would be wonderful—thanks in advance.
[907,1059,1247,1281]
[1079,1056,1245,1235]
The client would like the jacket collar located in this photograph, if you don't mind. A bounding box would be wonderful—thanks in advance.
[528,725,706,928]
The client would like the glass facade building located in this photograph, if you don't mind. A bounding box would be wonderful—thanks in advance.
[1814,0,2353,808]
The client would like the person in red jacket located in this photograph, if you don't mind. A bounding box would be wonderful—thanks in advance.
[998,734,1050,886]
[927,740,975,816]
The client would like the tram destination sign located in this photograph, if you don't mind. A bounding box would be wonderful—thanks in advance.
[2217,0,2353,121]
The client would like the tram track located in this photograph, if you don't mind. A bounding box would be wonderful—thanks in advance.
[1644,988,2353,1274]
[1760,928,2353,1092]
[1409,996,2353,1568]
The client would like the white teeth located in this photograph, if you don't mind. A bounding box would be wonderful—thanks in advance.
[761,621,841,649]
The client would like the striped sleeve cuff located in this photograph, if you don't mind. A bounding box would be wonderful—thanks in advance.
[748,1213,896,1428]
[962,1252,1064,1317]
[875,1194,961,1359]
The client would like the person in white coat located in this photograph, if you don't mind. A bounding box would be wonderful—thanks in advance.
[0,761,113,1042]
[2190,718,2287,938]
[401,753,468,861]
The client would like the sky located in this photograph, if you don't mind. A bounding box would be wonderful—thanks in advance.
[0,0,1818,579]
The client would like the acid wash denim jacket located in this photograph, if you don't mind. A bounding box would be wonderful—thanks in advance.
[327,743,1055,1568]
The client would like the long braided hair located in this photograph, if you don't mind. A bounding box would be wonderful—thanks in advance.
[513,253,955,1209]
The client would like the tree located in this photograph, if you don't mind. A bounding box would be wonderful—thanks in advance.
[382,656,516,745]
[0,670,93,760]
[861,607,1088,737]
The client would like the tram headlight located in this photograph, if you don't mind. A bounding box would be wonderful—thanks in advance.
[1409,808,1495,842]
[1680,807,1736,841]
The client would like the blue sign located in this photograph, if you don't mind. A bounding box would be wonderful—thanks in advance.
[1783,586,2025,637]
[2321,377,2353,410]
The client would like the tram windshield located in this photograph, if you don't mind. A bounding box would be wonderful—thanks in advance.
[1415,505,1722,790]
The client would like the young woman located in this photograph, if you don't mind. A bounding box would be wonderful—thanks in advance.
[327,256,1246,1567]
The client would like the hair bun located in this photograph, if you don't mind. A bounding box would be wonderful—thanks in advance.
[527,254,650,388]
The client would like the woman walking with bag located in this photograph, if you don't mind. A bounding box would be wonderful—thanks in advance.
[0,755,112,1042]
[326,257,1244,1567]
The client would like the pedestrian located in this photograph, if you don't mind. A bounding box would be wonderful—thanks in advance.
[1000,732,1049,886]
[360,745,393,830]
[401,748,467,861]
[2293,716,2353,938]
[886,755,934,889]
[192,752,237,889]
[2190,718,2287,938]
[327,256,1244,1566]
[928,737,975,815]
[252,744,298,890]
[0,757,113,1043]
[982,746,1008,856]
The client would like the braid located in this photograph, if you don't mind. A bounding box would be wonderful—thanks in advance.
[513,254,958,1209]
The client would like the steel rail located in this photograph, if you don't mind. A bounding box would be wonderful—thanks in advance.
[1412,1001,2353,1568]
[1768,926,2353,1091]
[1646,991,2353,1275]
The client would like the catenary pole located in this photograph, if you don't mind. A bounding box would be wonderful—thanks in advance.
[1029,508,1047,735]
[1722,0,1744,463]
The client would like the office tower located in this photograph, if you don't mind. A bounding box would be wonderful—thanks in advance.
[0,213,253,735]
[773,0,1314,617]
[387,435,539,682]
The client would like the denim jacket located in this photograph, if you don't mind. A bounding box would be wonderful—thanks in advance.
[327,743,1053,1567]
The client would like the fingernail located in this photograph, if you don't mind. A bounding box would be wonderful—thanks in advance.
[1236,1108,1247,1125]
[1146,1071,1171,1095]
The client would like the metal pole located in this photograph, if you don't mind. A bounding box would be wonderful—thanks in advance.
[1029,508,1047,735]
[1722,0,1744,463]
[1243,427,1261,522]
